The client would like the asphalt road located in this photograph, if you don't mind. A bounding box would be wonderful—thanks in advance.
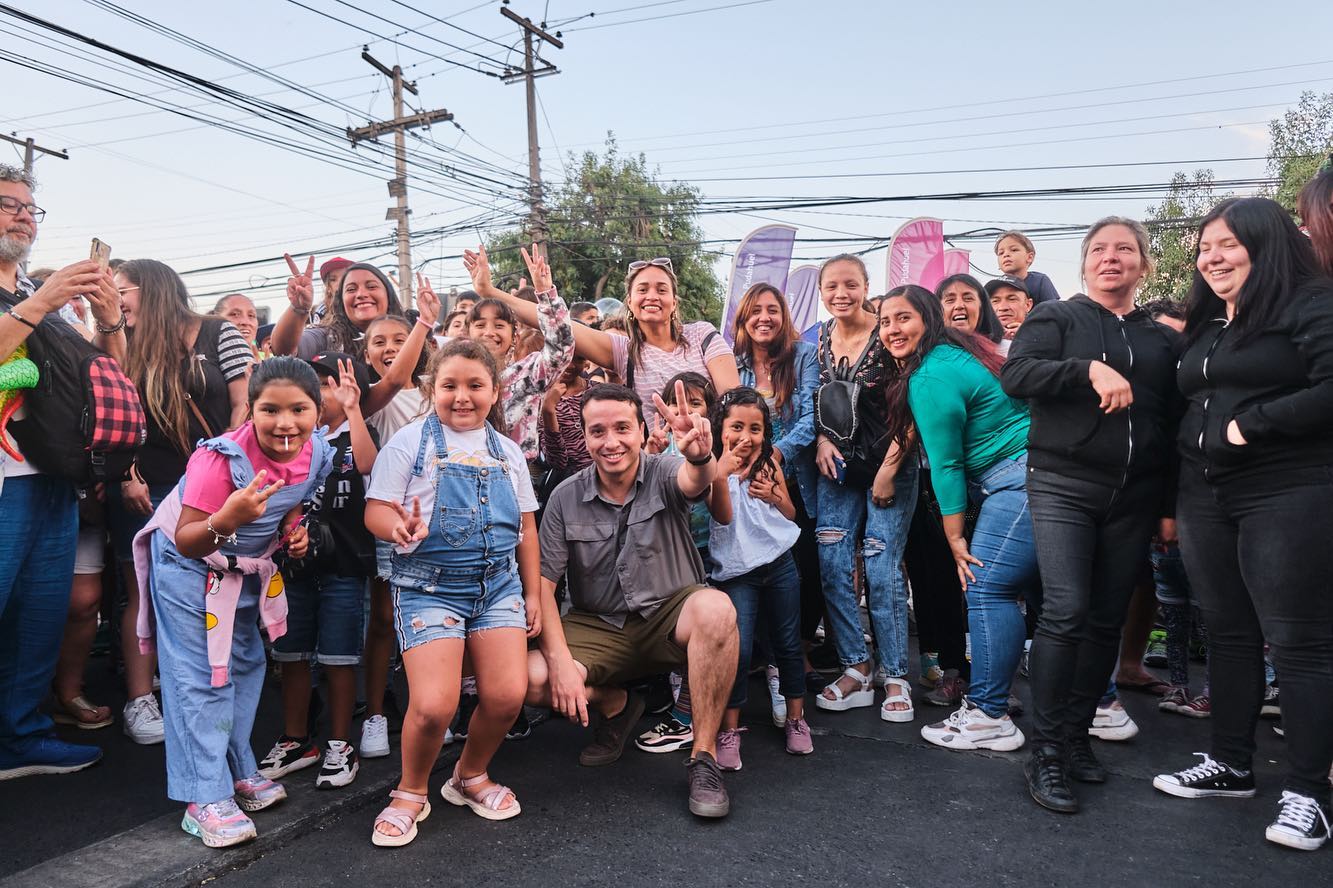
[5,645,1322,888]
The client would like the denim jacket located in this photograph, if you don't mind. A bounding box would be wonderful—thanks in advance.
[736,339,820,515]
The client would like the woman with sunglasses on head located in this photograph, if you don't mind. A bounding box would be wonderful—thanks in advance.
[1001,217,1183,815]
[465,246,738,427]
[729,282,823,690]
[1151,197,1333,852]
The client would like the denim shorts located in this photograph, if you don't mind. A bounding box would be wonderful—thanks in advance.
[272,574,368,665]
[390,557,527,652]
[375,539,394,581]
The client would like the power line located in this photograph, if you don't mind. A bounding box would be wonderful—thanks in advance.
[564,0,778,31]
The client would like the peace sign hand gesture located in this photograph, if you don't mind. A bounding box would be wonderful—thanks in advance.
[653,380,712,464]
[645,415,669,455]
[218,469,286,528]
[415,273,441,328]
[716,436,748,480]
[519,243,553,292]
[331,358,362,415]
[462,244,494,295]
[284,254,316,313]
[389,497,429,547]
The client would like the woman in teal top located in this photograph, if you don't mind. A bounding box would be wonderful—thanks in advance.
[878,285,1039,755]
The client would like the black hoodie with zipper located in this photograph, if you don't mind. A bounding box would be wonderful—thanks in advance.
[1000,295,1183,492]
[1177,278,1333,484]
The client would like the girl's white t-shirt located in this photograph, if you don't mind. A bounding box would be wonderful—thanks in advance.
[366,418,538,554]
[368,387,429,442]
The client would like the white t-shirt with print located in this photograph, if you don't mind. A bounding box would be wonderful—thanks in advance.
[366,418,538,554]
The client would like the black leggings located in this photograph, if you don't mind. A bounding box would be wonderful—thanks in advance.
[1178,467,1333,804]
[903,470,969,678]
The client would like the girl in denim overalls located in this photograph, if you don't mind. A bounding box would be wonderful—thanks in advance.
[365,339,540,848]
[134,358,334,848]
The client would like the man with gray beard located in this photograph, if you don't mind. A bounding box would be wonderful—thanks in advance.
[0,163,123,781]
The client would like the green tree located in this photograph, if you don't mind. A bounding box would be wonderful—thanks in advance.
[1267,90,1333,214]
[1141,170,1232,303]
[486,137,722,322]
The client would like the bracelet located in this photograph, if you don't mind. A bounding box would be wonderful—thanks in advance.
[686,453,715,467]
[206,515,238,547]
[416,316,433,330]
[95,313,126,334]
[6,309,37,330]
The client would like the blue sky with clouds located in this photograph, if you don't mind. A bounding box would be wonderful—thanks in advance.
[6,0,1331,315]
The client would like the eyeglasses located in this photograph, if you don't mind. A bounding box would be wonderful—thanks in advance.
[628,257,673,273]
[115,286,140,297]
[0,196,45,222]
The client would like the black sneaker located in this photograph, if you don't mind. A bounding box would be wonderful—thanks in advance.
[635,717,694,754]
[1066,736,1107,784]
[1265,791,1331,851]
[1025,745,1078,814]
[453,693,479,741]
[1153,753,1256,798]
[315,739,359,789]
[258,736,319,779]
[641,674,676,716]
[579,692,646,767]
[504,710,531,741]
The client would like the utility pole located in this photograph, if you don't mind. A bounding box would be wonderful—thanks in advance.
[347,50,452,306]
[1,133,69,177]
[501,7,563,254]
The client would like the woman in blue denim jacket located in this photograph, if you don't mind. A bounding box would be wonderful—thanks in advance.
[731,283,824,675]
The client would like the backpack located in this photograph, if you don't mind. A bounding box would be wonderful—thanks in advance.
[10,318,147,484]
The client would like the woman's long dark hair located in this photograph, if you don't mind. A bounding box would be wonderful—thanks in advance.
[325,263,404,358]
[1298,163,1333,277]
[711,385,776,483]
[934,273,1004,343]
[730,283,799,416]
[880,284,1005,450]
[1184,197,1323,344]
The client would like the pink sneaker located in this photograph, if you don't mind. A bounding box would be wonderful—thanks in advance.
[785,717,814,755]
[234,773,287,812]
[715,728,744,771]
[181,798,257,848]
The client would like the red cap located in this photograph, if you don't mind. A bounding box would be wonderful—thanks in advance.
[319,257,354,281]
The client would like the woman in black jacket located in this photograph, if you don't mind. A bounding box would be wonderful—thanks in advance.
[1001,216,1182,815]
[1151,197,1333,852]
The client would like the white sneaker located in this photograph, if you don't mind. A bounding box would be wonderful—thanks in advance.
[122,694,165,745]
[359,714,391,758]
[920,698,1025,751]
[765,666,786,728]
[315,739,359,789]
[1089,700,1139,741]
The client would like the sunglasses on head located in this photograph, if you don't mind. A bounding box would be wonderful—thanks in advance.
[628,257,674,273]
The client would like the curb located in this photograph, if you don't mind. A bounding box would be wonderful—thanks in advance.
[1,746,461,888]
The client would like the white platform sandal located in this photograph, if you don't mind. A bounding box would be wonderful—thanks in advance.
[815,667,875,711]
[880,676,915,723]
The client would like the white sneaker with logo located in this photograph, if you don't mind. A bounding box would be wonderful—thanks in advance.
[920,698,1025,752]
[122,694,165,745]
[1088,700,1139,741]
[360,714,391,758]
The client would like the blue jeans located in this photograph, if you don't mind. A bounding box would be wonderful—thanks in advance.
[0,475,78,753]
[272,574,367,665]
[815,456,919,675]
[963,455,1039,718]
[720,551,804,708]
[151,539,267,805]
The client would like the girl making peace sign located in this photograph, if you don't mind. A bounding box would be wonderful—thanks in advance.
[133,358,336,848]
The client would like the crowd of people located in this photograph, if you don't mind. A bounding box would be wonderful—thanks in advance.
[2,158,1332,854]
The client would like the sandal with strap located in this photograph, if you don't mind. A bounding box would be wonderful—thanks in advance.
[441,765,522,821]
[880,676,915,723]
[51,695,113,730]
[815,667,875,712]
[371,790,431,847]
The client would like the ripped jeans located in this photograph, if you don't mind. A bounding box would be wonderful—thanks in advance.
[389,556,527,653]
[815,457,919,674]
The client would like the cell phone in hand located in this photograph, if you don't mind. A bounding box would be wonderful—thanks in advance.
[834,457,847,485]
[90,238,111,271]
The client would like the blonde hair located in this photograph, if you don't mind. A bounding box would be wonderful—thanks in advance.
[1079,216,1155,288]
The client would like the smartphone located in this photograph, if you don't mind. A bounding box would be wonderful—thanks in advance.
[833,457,847,485]
[89,238,111,271]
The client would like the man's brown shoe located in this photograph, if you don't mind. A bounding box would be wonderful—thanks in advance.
[685,751,730,818]
[578,692,646,766]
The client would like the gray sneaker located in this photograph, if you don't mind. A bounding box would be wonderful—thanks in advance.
[122,694,165,745]
[579,692,645,767]
[685,751,729,818]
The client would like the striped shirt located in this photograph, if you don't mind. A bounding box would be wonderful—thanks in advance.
[216,322,255,380]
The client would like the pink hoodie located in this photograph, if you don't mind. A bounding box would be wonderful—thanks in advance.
[133,490,288,688]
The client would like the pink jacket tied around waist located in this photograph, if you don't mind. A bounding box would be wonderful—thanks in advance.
[133,490,288,688]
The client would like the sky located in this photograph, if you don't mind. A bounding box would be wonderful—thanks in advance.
[6,0,1333,320]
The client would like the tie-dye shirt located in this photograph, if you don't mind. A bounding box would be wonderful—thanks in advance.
[502,286,574,460]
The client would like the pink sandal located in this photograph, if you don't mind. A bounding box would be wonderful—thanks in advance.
[441,765,521,821]
[371,790,430,847]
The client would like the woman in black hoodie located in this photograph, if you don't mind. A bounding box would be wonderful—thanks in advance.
[1151,197,1333,853]
[1001,217,1182,814]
